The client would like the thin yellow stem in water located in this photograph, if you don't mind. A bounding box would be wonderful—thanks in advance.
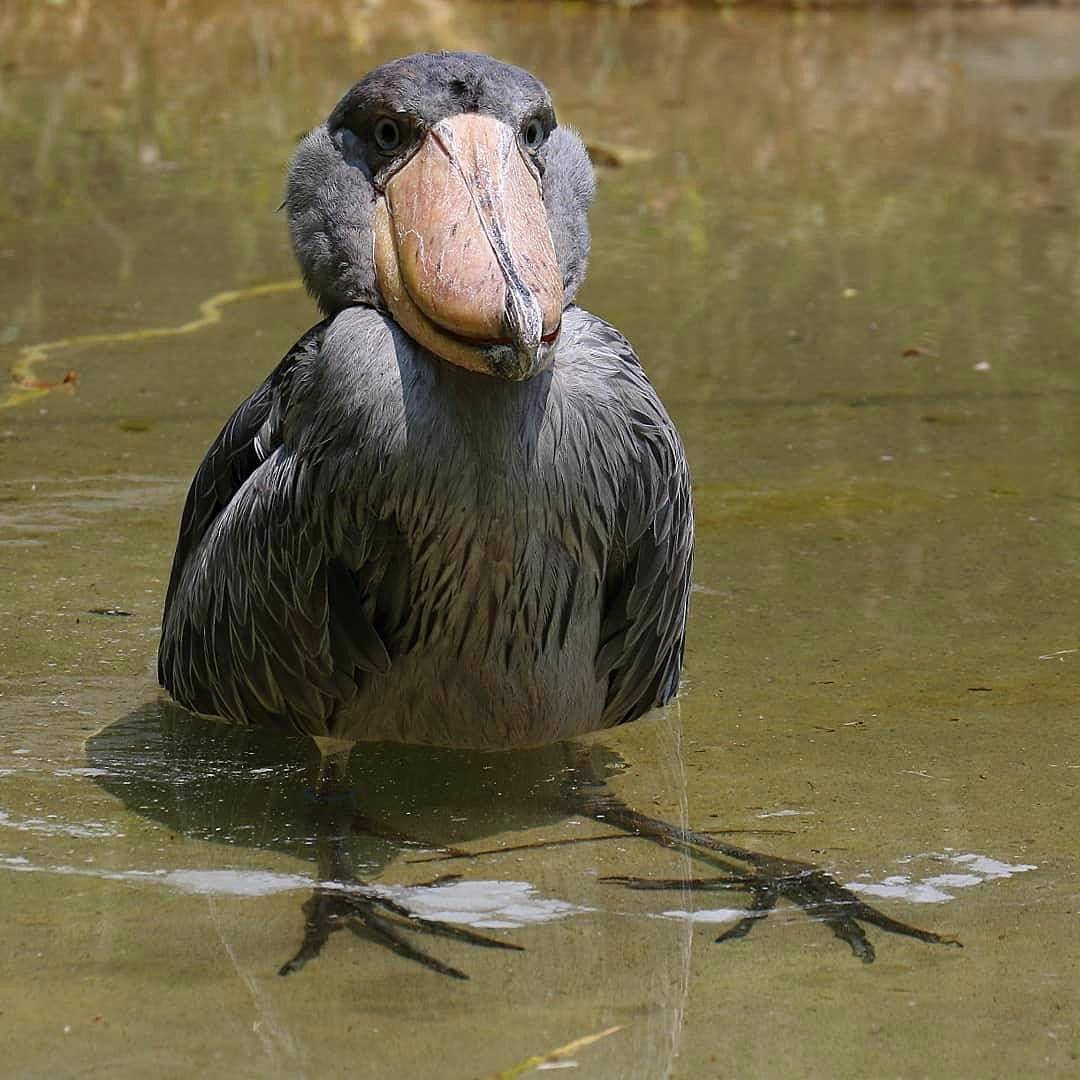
[480,1024,624,1080]
[2,279,302,409]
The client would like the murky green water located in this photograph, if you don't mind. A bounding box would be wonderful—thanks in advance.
[2,3,1078,1076]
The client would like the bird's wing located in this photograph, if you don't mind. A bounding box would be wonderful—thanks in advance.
[158,318,400,736]
[159,319,330,631]
[585,319,694,728]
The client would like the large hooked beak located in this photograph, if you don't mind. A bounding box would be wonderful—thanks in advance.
[373,114,563,381]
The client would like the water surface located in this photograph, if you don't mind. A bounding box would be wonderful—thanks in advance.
[1,3,1077,1077]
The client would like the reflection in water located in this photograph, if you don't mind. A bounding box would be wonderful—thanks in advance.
[1,856,591,926]
[87,702,637,975]
[659,852,1039,927]
[84,700,958,976]
[73,699,696,1074]
[86,700,628,863]
[848,851,1038,905]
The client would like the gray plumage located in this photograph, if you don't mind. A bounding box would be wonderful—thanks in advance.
[158,52,693,751]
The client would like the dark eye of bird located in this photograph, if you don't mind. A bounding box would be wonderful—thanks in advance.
[373,116,403,153]
[522,117,546,152]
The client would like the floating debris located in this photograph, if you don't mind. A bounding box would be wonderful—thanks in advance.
[584,140,654,169]
[483,1024,624,1080]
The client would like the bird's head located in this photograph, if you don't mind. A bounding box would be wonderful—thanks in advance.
[285,52,595,381]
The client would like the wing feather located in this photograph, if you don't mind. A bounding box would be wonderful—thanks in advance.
[583,319,694,728]
[158,319,400,737]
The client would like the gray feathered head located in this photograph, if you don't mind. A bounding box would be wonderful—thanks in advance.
[285,51,595,381]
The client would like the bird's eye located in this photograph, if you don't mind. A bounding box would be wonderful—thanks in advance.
[522,117,547,152]
[373,117,403,153]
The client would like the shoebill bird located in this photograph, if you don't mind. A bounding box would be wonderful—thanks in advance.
[159,52,956,977]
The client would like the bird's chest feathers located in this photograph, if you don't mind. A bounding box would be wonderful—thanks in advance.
[389,421,594,584]
[358,353,599,554]
[308,321,615,651]
[371,381,606,653]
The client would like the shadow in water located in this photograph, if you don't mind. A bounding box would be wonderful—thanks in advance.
[85,699,959,974]
[86,699,627,880]
[82,700,696,1075]
[86,699,670,982]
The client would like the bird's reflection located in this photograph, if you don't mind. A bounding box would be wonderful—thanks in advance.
[88,699,962,976]
[87,699,624,856]
[87,699,632,976]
